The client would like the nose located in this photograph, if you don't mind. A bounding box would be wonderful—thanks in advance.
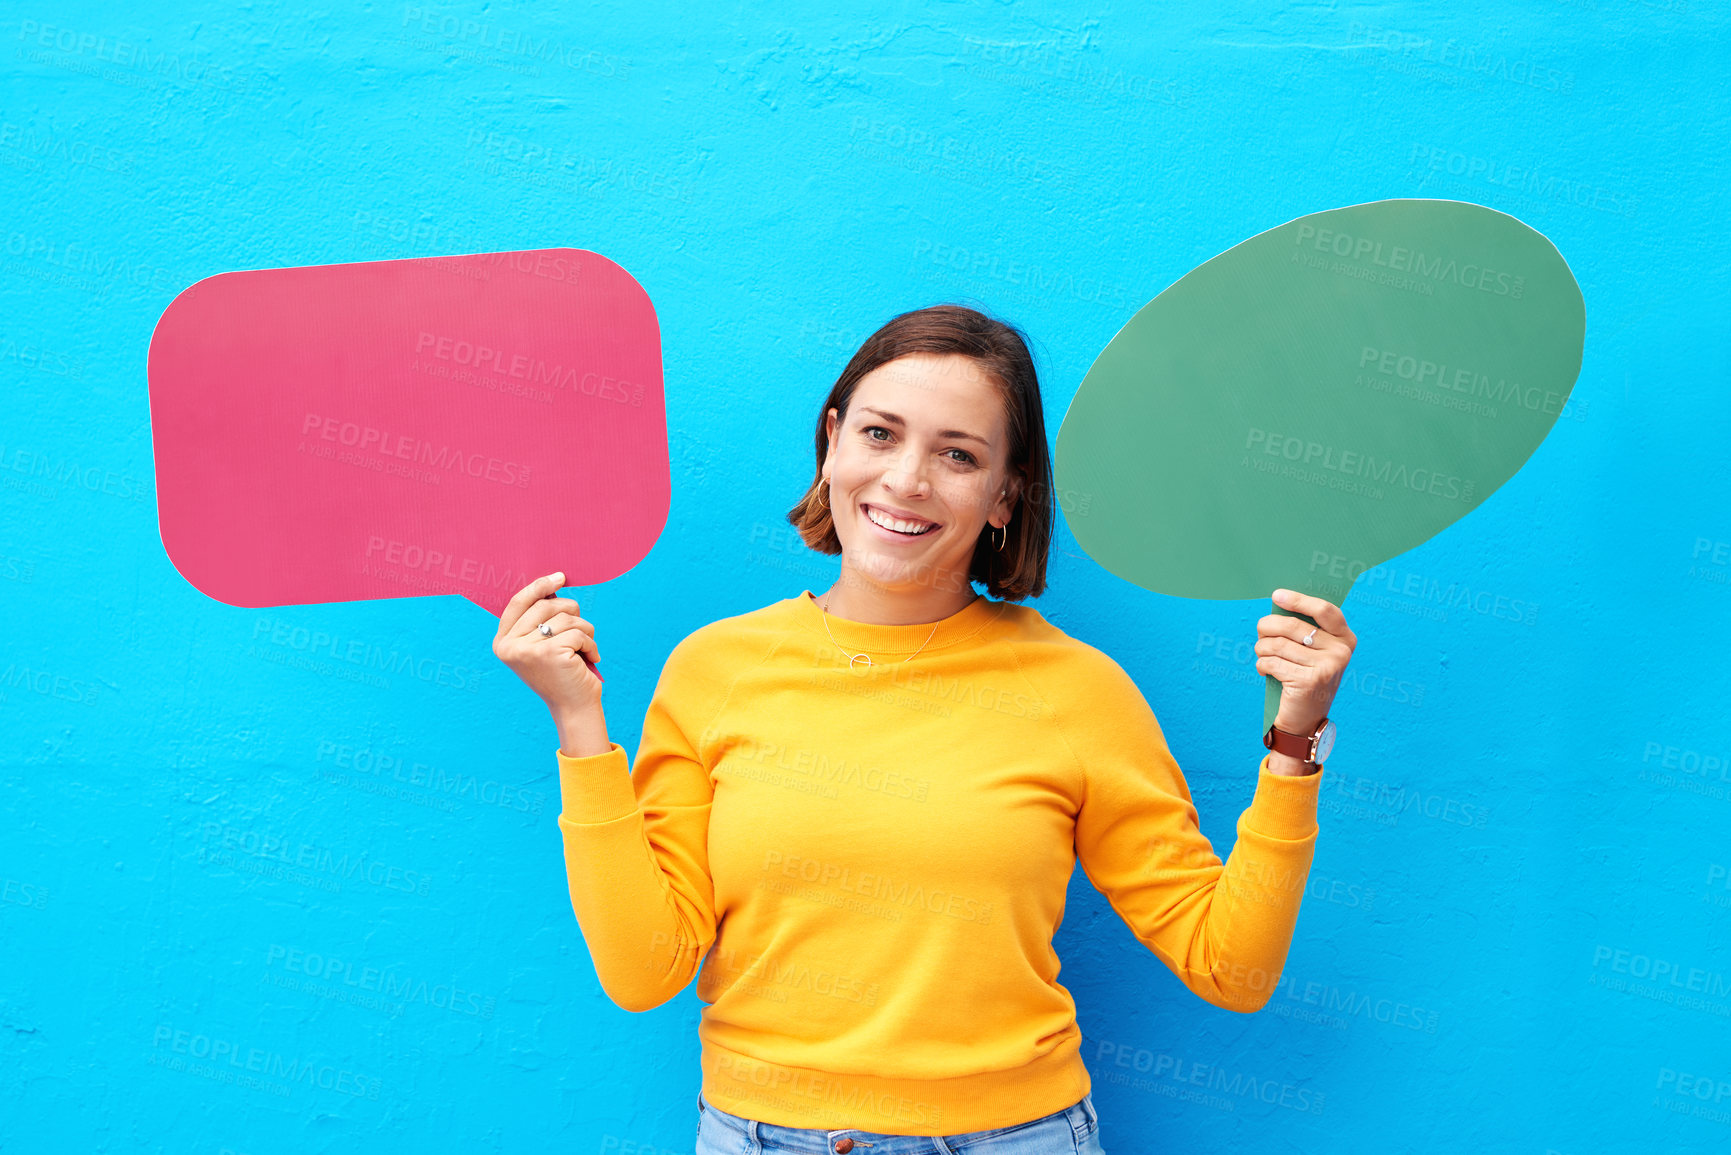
[883,447,932,496]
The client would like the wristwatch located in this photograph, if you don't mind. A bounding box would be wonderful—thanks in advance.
[1263,717,1335,772]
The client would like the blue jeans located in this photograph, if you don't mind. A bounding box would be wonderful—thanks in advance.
[695,1090,1107,1154]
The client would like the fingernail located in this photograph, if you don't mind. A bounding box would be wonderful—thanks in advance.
[549,572,564,583]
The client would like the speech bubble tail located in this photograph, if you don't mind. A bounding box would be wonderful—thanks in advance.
[466,591,512,618]
[1263,606,1319,734]
[1262,675,1282,737]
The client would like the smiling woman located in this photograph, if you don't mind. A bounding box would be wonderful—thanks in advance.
[784,303,1054,621]
[496,303,1353,1154]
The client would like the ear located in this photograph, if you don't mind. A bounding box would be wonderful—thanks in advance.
[986,474,1016,529]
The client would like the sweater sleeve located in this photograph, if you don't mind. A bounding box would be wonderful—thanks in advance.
[1067,655,1322,1013]
[554,631,727,1013]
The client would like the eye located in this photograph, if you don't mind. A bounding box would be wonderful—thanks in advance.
[860,425,977,467]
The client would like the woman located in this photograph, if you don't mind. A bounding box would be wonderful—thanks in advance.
[494,305,1356,1154]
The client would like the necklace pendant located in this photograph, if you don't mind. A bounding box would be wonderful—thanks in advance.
[850,653,872,669]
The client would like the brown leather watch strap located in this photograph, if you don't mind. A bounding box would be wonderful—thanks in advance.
[1263,720,1323,767]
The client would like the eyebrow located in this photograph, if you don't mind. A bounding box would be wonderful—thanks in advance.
[857,407,990,448]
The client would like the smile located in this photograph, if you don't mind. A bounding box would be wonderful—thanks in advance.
[863,504,938,536]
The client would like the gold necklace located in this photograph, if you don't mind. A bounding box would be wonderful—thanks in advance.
[819,592,941,669]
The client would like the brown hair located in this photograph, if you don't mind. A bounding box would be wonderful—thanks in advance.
[785,303,1053,600]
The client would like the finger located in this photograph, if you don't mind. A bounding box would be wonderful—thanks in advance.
[1255,636,1325,667]
[548,626,600,667]
[1256,614,1331,646]
[1272,589,1351,639]
[511,599,586,640]
[542,611,595,640]
[1254,653,1311,684]
[497,573,566,638]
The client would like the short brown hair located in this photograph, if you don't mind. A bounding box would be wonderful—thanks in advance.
[785,303,1053,600]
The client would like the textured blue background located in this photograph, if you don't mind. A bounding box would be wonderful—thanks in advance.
[2,4,1727,1152]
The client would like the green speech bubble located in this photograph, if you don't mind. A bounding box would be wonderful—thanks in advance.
[1054,199,1585,729]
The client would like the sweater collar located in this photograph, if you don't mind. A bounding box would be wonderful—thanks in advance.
[793,588,1007,656]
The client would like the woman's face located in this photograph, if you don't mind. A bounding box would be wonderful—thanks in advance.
[823,353,1020,596]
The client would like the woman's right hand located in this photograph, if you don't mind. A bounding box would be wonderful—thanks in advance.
[493,572,604,718]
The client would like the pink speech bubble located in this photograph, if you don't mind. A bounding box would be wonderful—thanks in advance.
[148,249,669,639]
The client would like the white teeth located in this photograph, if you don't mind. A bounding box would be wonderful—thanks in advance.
[866,506,935,535]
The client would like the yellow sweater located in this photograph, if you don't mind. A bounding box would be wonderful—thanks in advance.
[556,589,1323,1135]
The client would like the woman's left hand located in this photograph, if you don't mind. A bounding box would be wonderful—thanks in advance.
[1255,588,1358,733]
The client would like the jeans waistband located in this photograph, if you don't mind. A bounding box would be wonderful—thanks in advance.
[697,1089,1097,1153]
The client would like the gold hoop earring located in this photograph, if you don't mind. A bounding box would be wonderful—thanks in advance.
[816,482,829,508]
[991,487,1010,551]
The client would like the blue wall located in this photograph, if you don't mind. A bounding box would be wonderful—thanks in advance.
[2,4,1727,1152]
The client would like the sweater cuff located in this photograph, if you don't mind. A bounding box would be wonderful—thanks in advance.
[555,741,638,824]
[1243,753,1323,841]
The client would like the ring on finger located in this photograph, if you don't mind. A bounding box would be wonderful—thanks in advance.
[538,622,553,638]
[1301,627,1317,647]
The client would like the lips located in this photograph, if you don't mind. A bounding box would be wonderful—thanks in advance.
[862,503,939,536]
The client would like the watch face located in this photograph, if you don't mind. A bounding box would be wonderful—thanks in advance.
[1312,720,1336,765]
